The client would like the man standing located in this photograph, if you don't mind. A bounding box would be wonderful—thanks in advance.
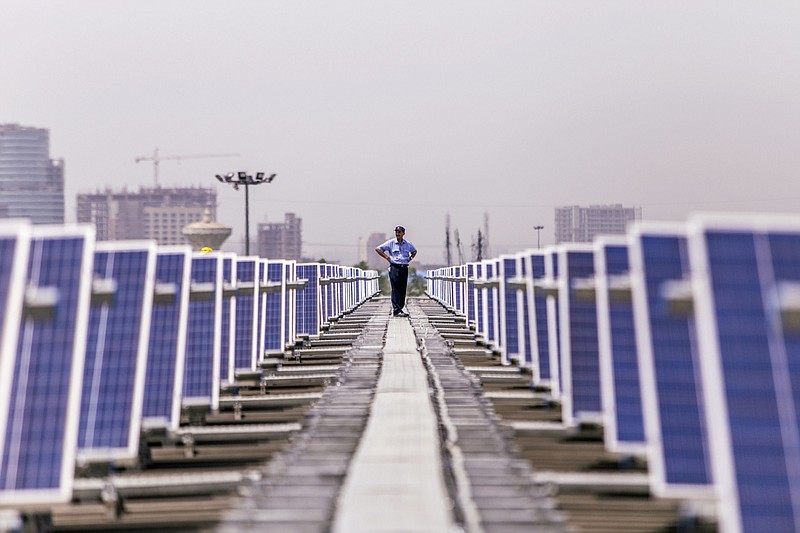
[375,225,417,317]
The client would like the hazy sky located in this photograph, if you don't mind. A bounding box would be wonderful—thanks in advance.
[3,1,800,264]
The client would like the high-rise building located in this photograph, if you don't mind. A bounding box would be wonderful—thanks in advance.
[554,204,642,244]
[76,186,216,245]
[257,212,302,260]
[0,123,65,224]
[366,232,388,270]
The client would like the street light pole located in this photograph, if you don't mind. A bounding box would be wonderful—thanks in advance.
[534,225,544,249]
[244,179,251,256]
[216,171,276,256]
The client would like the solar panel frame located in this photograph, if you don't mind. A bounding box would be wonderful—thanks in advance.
[183,253,222,410]
[688,213,800,532]
[142,246,191,432]
[558,244,603,427]
[0,224,95,506]
[0,221,32,486]
[77,240,157,464]
[594,236,646,455]
[628,222,713,499]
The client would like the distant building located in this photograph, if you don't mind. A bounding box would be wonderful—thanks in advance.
[76,186,216,245]
[554,204,642,244]
[366,232,388,270]
[0,123,65,224]
[257,212,302,260]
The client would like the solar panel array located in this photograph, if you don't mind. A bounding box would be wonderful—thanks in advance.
[0,219,379,511]
[427,212,800,532]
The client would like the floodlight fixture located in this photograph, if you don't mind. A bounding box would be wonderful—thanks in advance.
[215,170,277,256]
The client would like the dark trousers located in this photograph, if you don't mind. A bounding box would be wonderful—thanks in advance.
[388,264,409,314]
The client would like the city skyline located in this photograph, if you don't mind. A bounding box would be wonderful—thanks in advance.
[3,2,799,264]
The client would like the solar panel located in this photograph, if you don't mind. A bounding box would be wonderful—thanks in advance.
[0,225,95,506]
[485,260,498,345]
[296,264,320,337]
[499,255,521,365]
[219,253,236,384]
[524,250,550,385]
[183,253,222,410]
[466,263,478,328]
[628,223,713,498]
[688,214,800,532]
[476,262,488,340]
[558,245,602,426]
[593,236,646,455]
[284,261,295,349]
[0,221,32,489]
[262,260,286,356]
[77,241,156,464]
[454,266,465,315]
[516,253,533,368]
[544,247,563,398]
[233,257,259,372]
[142,246,191,432]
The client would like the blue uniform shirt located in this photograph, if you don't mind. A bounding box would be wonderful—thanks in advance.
[379,238,417,265]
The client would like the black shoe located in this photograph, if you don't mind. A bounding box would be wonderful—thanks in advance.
[395,311,409,317]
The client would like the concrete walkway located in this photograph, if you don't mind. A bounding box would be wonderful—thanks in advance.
[332,317,455,533]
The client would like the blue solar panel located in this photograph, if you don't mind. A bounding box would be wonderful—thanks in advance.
[183,254,222,409]
[525,251,550,385]
[594,237,646,455]
[475,263,485,336]
[263,260,285,354]
[142,247,191,431]
[296,264,320,337]
[0,221,31,491]
[545,249,564,398]
[234,257,259,372]
[558,246,602,426]
[455,266,464,314]
[485,261,497,343]
[325,265,335,321]
[467,263,477,326]
[285,261,294,346]
[629,224,712,497]
[517,255,533,368]
[78,242,156,463]
[688,216,800,532]
[0,225,94,505]
[500,256,520,365]
[219,254,236,383]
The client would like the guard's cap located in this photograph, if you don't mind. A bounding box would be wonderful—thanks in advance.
[394,225,405,232]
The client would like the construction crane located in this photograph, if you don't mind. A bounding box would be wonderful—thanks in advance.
[135,148,240,186]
